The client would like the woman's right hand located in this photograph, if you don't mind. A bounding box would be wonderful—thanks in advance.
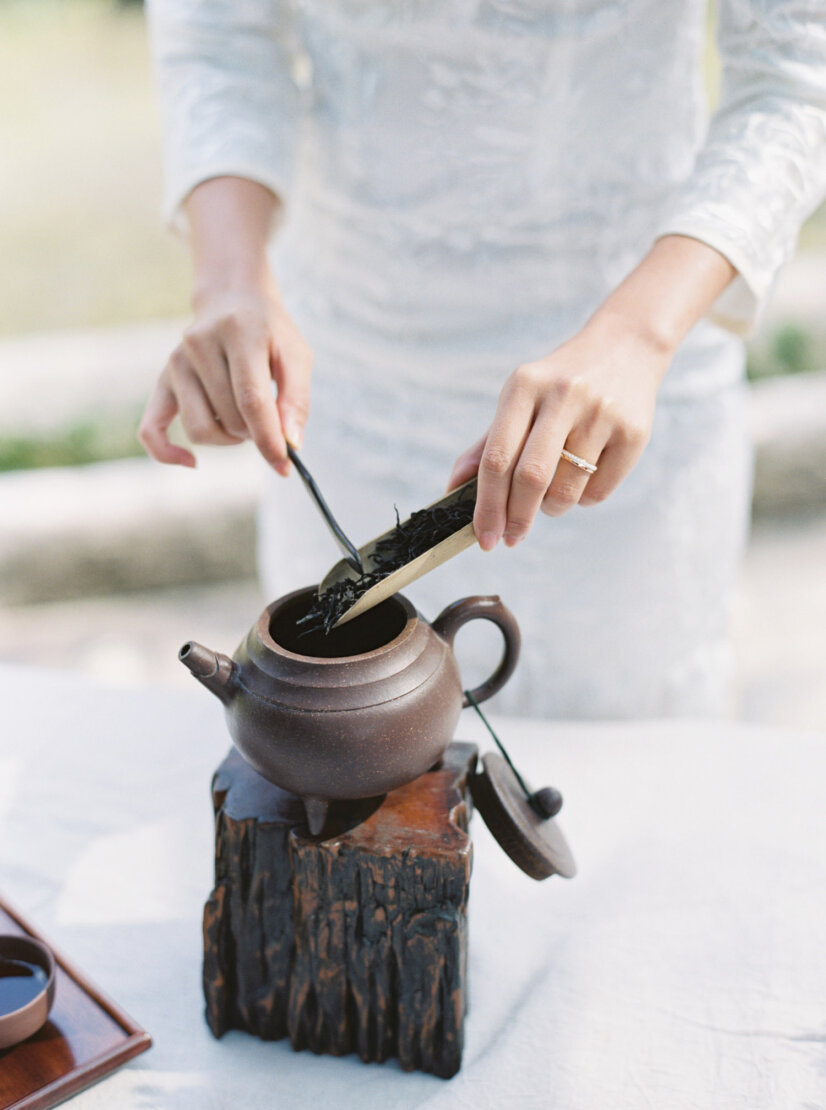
[138,272,312,476]
[138,177,312,475]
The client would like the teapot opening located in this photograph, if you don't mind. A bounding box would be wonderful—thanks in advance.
[270,590,409,659]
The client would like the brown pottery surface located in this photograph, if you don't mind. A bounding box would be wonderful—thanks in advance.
[180,588,520,826]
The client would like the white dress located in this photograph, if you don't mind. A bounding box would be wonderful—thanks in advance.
[148,0,826,718]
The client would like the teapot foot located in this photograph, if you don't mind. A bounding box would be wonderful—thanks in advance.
[304,797,329,836]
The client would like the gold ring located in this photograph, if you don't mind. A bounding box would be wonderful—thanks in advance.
[560,448,597,475]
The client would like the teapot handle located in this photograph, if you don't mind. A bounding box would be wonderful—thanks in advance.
[431,596,521,707]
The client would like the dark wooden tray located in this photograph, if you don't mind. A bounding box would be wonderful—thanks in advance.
[0,896,151,1110]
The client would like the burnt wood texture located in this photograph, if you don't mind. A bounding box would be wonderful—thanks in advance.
[203,743,478,1079]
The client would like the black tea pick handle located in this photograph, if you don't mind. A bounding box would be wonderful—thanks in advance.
[287,444,364,575]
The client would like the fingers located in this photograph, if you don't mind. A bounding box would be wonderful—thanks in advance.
[138,292,316,474]
[503,408,574,542]
[138,345,255,469]
[577,421,648,506]
[465,362,652,550]
[172,362,244,449]
[137,369,196,467]
[220,326,290,476]
[537,417,648,517]
[539,444,604,518]
[538,399,612,518]
[473,377,536,550]
[181,328,247,439]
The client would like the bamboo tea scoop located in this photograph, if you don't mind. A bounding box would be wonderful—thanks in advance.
[315,477,478,629]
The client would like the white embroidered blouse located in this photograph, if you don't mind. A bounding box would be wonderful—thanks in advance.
[148,0,826,341]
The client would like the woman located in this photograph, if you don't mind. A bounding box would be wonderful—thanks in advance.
[141,0,826,717]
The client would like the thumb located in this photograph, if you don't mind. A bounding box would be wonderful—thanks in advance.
[272,335,312,449]
[447,433,487,491]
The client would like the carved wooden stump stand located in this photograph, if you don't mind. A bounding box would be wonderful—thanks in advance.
[203,742,478,1079]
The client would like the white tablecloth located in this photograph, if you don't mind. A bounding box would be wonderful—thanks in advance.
[1,663,824,1109]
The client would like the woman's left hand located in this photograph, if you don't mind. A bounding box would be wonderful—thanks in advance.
[448,313,673,550]
[449,234,737,550]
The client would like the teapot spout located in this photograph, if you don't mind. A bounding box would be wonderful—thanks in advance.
[179,642,236,704]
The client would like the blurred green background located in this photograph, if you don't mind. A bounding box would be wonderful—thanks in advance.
[0,0,189,336]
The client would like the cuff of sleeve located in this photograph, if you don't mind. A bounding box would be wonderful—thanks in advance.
[655,223,775,338]
[163,163,291,238]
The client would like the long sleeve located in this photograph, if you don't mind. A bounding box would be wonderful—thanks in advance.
[658,0,826,335]
[146,0,303,234]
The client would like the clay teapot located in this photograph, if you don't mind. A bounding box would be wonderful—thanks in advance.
[180,586,520,834]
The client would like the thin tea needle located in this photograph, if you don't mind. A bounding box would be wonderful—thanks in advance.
[287,445,364,575]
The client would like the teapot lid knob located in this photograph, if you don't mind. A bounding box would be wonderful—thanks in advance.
[528,786,564,819]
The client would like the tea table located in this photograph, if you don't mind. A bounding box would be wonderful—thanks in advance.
[0,663,824,1109]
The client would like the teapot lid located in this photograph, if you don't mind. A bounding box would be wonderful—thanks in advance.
[470,752,576,881]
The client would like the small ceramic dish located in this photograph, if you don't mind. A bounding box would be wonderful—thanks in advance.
[0,934,57,1049]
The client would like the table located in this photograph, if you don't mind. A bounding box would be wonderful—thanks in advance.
[1,663,824,1109]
